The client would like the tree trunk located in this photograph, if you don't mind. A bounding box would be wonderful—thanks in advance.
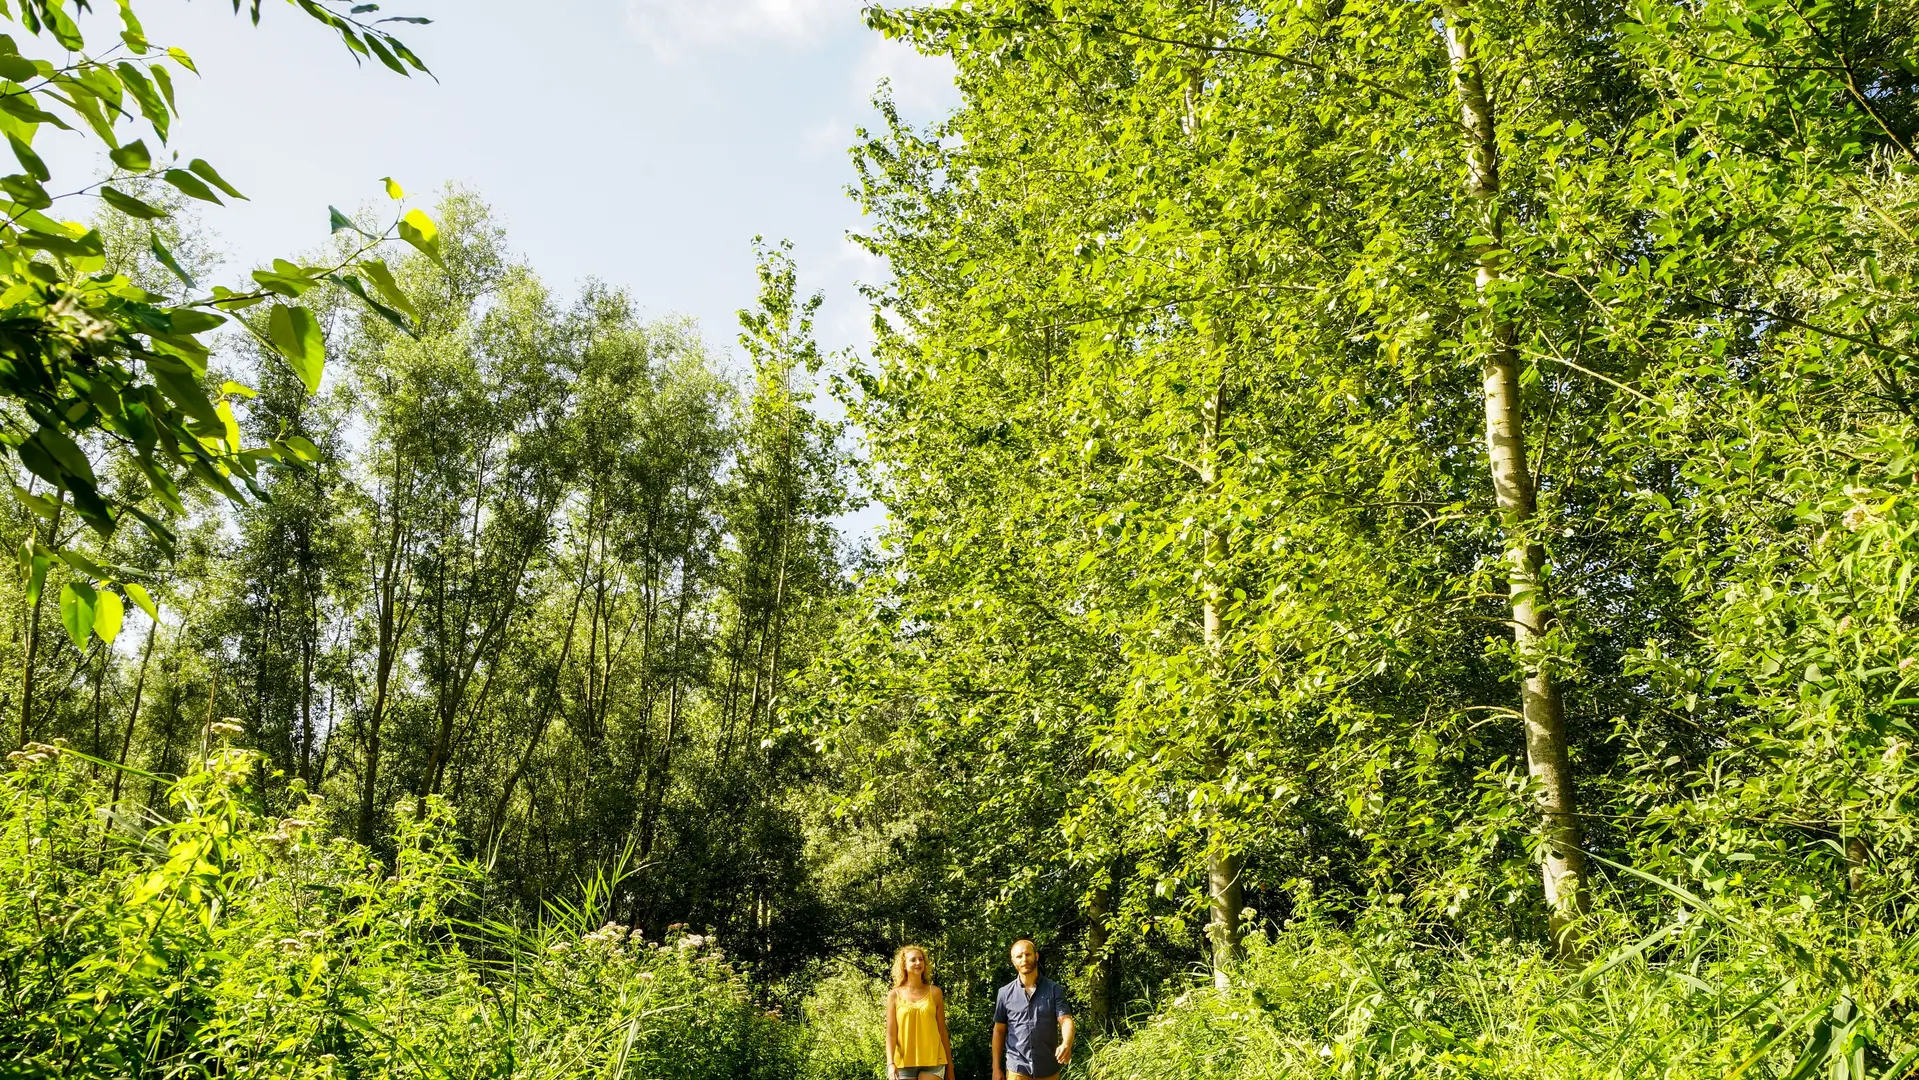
[1443,5,1590,957]
[1085,877,1119,1030]
[109,621,158,808]
[18,496,61,749]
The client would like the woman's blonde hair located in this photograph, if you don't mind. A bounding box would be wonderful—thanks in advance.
[892,944,933,988]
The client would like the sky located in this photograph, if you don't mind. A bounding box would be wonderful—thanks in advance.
[43,0,961,536]
[47,0,958,378]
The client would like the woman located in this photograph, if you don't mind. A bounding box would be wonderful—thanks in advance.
[886,944,955,1079]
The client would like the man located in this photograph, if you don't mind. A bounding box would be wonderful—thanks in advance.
[992,938,1075,1080]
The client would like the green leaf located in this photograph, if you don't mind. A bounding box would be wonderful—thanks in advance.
[267,304,325,393]
[110,139,152,172]
[0,172,50,210]
[58,581,96,649]
[5,132,45,181]
[115,63,170,141]
[357,258,418,320]
[329,205,362,234]
[162,168,221,204]
[100,185,167,220]
[29,426,96,486]
[382,175,404,199]
[284,436,319,462]
[398,207,440,261]
[187,158,244,200]
[123,581,157,621]
[330,272,412,335]
[9,485,56,522]
[57,548,109,579]
[25,549,48,607]
[92,589,122,645]
[167,307,226,334]
[18,227,102,259]
[165,47,197,75]
[42,3,83,51]
[149,232,195,290]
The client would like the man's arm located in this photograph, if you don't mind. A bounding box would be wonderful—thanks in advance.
[1056,1013,1075,1065]
[992,1022,1007,1080]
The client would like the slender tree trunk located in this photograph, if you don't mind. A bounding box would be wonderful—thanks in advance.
[1199,375,1243,987]
[18,497,62,748]
[109,621,158,808]
[1443,6,1590,957]
[1085,876,1119,1030]
[87,642,105,768]
[360,480,413,846]
[490,578,589,835]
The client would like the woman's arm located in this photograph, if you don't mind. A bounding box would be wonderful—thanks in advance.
[935,987,956,1075]
[885,989,898,1073]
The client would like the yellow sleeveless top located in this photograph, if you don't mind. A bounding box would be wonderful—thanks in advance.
[894,989,948,1067]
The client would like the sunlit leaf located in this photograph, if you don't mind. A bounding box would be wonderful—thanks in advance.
[58,581,96,649]
[267,303,325,393]
[123,581,157,621]
[92,589,124,645]
[398,207,439,260]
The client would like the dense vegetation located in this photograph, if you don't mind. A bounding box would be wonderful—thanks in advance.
[5,0,1919,1076]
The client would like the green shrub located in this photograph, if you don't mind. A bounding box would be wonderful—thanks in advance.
[794,958,890,1080]
[0,742,799,1078]
[1085,904,1919,1080]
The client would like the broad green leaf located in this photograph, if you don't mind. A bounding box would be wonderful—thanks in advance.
[5,132,45,180]
[329,205,362,234]
[162,168,221,204]
[25,549,48,607]
[398,207,440,260]
[115,62,169,141]
[283,435,319,462]
[357,258,418,320]
[123,581,157,621]
[382,175,404,199]
[167,308,226,334]
[187,158,244,200]
[215,399,241,450]
[92,588,123,645]
[57,548,109,579]
[100,185,166,220]
[267,303,325,393]
[58,581,95,649]
[110,139,151,171]
[0,172,50,210]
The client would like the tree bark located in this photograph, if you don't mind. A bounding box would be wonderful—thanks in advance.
[1443,5,1591,957]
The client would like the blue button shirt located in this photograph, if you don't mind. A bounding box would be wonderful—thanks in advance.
[994,977,1072,1078]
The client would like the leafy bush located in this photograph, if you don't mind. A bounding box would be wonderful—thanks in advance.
[793,958,890,1080]
[1086,900,1919,1080]
[0,742,798,1078]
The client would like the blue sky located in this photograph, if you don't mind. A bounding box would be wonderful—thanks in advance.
[52,0,958,363]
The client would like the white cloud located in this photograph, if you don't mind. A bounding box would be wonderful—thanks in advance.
[626,0,846,59]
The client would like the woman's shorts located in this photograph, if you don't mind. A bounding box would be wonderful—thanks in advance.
[894,1068,947,1080]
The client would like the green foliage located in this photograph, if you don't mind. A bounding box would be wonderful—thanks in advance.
[1085,900,1918,1079]
[793,960,890,1080]
[0,0,437,659]
[0,744,799,1078]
